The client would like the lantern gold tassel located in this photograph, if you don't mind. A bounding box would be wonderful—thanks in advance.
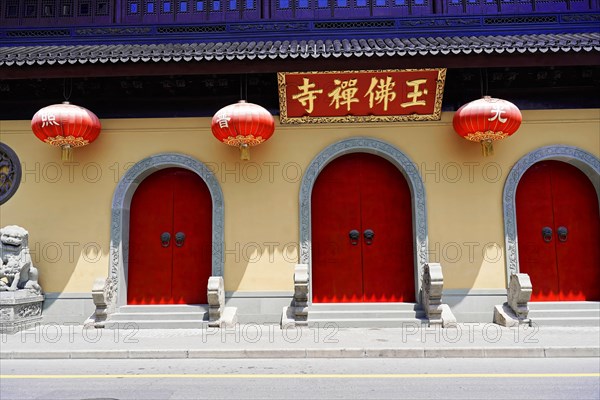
[61,145,73,162]
[240,143,250,161]
[481,140,494,157]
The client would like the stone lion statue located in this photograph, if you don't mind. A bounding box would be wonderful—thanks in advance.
[0,225,42,294]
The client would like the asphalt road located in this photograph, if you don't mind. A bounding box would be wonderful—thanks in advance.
[1,358,599,400]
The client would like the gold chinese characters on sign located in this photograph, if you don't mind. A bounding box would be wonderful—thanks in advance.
[277,69,446,124]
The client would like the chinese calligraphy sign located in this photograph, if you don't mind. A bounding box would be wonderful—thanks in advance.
[278,69,446,124]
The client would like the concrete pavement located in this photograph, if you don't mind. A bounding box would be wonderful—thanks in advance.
[1,323,599,359]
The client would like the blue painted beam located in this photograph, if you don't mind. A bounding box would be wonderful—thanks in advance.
[0,12,598,46]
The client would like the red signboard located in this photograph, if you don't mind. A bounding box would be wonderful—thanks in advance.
[278,69,446,124]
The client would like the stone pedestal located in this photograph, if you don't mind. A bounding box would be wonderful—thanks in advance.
[207,276,237,328]
[207,276,225,327]
[282,264,309,327]
[0,291,44,334]
[422,263,444,326]
[494,273,532,327]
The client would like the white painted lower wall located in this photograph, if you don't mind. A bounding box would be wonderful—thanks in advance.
[224,291,293,324]
[443,289,507,323]
[42,293,95,325]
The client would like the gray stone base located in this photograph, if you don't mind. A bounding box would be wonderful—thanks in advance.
[493,303,531,327]
[0,291,44,334]
[224,291,293,324]
[280,306,296,327]
[443,289,507,322]
[220,307,239,328]
[42,292,95,325]
[441,304,457,327]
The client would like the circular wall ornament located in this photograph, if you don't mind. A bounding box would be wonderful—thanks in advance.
[0,143,22,205]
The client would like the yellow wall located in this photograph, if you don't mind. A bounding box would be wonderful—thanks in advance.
[1,109,598,293]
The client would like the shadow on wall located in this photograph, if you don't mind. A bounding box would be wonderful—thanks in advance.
[420,122,514,321]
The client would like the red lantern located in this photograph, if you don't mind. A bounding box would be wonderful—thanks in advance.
[452,96,522,156]
[211,100,275,160]
[31,102,101,161]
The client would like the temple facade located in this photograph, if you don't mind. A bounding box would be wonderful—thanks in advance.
[0,0,598,328]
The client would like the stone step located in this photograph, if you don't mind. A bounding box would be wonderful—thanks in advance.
[103,320,211,330]
[306,303,427,328]
[309,302,421,312]
[108,305,210,328]
[109,312,208,321]
[116,305,209,314]
[528,301,600,311]
[307,318,428,328]
[528,317,600,328]
[309,309,426,320]
[528,309,600,319]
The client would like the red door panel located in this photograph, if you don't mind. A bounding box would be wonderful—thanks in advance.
[312,155,363,303]
[517,161,600,301]
[128,168,212,305]
[128,169,175,305]
[516,162,559,301]
[360,154,415,302]
[312,153,415,303]
[171,169,213,304]
[550,162,600,301]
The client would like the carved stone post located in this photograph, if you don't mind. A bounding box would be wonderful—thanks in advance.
[207,276,225,327]
[90,277,109,328]
[508,273,532,320]
[293,264,309,326]
[422,263,444,326]
[281,264,310,327]
[494,273,532,327]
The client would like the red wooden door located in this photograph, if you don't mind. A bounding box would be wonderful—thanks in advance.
[311,153,415,303]
[128,168,213,305]
[516,161,600,301]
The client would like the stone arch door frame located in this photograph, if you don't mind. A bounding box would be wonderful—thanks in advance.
[299,137,429,304]
[503,145,600,286]
[108,153,224,308]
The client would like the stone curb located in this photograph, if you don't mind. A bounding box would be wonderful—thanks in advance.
[1,347,599,359]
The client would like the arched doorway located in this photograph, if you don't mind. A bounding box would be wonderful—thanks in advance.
[311,152,416,303]
[127,167,213,304]
[108,153,224,309]
[299,138,428,304]
[516,160,600,301]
